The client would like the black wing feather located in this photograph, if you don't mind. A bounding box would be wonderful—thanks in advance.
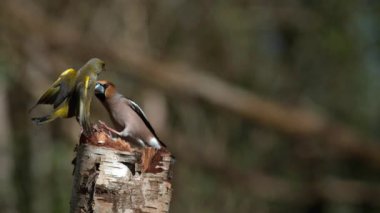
[53,81,71,108]
[36,87,59,105]
[126,99,159,138]
[67,89,79,118]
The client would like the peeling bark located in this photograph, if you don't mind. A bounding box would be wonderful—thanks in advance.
[70,122,174,213]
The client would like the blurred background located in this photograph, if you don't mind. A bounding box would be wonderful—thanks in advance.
[1,0,380,212]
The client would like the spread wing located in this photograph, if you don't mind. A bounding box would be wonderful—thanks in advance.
[126,99,159,139]
[36,86,60,105]
[30,68,77,113]
[52,81,71,108]
[33,81,71,106]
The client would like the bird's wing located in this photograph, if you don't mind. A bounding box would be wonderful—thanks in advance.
[32,76,71,107]
[77,75,94,134]
[67,86,80,118]
[77,82,87,122]
[83,76,90,98]
[52,80,72,108]
[36,86,60,105]
[125,99,159,139]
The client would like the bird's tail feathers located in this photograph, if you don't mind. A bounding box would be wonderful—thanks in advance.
[31,114,56,125]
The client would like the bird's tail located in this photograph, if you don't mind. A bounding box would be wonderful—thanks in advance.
[31,101,69,125]
[31,114,56,125]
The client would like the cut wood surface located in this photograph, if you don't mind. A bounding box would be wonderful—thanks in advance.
[70,122,174,213]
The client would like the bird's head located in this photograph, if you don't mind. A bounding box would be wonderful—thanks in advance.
[87,58,106,74]
[95,80,116,101]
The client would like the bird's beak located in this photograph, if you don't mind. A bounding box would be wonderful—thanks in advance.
[95,83,105,95]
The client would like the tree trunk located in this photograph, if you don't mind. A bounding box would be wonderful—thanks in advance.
[70,123,174,213]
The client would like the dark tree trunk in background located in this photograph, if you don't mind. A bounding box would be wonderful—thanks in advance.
[8,78,32,213]
[70,123,174,213]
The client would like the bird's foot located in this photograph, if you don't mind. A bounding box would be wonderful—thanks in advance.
[98,120,121,138]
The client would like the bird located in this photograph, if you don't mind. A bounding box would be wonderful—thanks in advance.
[94,80,166,149]
[30,58,106,133]
[30,68,78,124]
[74,58,106,135]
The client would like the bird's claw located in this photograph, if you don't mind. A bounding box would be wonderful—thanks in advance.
[98,120,107,126]
[98,121,121,137]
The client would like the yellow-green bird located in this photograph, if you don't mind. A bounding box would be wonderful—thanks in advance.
[30,68,78,124]
[30,58,106,134]
[74,58,106,135]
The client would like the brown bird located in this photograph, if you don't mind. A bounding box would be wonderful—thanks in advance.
[94,80,166,149]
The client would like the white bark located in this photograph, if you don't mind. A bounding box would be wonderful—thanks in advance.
[70,126,174,213]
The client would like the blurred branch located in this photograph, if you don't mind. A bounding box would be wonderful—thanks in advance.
[4,0,380,169]
[317,178,380,205]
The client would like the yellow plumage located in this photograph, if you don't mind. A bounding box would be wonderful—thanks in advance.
[73,58,105,135]
[30,58,106,134]
[31,99,71,124]
[29,68,77,112]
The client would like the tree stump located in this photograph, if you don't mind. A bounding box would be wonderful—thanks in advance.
[70,122,174,213]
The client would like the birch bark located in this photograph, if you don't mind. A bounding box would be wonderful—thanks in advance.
[70,123,174,213]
